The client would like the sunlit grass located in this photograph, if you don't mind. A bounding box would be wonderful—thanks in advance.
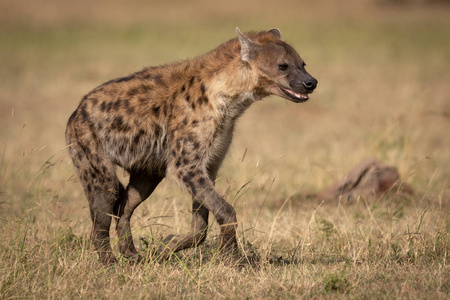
[0,0,449,298]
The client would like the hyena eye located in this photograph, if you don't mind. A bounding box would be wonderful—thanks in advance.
[278,64,289,71]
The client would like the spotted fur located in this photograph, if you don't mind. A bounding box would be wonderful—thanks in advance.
[66,28,317,264]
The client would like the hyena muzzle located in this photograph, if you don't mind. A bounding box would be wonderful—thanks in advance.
[66,27,317,265]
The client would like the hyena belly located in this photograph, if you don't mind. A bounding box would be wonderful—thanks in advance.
[99,114,169,174]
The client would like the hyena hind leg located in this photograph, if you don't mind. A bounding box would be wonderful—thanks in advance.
[68,142,122,265]
[88,185,121,265]
[115,172,162,260]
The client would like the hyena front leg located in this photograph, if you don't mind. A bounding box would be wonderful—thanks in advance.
[158,170,238,258]
[115,172,162,260]
[158,199,209,258]
[188,177,238,254]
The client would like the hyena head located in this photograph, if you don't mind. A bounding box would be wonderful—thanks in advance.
[237,27,318,103]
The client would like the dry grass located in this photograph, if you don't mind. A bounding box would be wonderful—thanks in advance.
[1,0,449,298]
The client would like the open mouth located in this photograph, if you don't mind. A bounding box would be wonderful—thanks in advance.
[279,86,309,103]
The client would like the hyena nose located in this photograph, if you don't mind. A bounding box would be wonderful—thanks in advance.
[303,78,318,90]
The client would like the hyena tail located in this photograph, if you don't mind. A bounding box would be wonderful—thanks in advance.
[65,116,124,265]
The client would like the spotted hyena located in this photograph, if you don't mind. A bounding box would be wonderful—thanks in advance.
[66,28,317,264]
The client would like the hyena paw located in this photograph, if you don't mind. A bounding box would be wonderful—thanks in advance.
[99,252,118,266]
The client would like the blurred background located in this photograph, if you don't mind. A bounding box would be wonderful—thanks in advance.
[0,0,449,232]
[1,2,449,296]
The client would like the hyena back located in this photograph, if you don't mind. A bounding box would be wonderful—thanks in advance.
[66,28,317,264]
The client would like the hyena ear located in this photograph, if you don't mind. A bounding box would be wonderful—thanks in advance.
[236,27,258,63]
[268,28,283,41]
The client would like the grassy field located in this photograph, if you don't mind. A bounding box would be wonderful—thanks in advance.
[0,0,449,298]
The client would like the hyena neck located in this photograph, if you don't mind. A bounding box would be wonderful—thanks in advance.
[194,42,266,120]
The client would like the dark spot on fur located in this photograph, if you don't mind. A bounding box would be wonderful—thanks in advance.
[182,176,197,195]
[100,101,106,111]
[186,94,190,102]
[198,177,205,185]
[90,170,97,180]
[181,85,186,93]
[175,158,181,168]
[163,139,169,152]
[154,123,162,137]
[91,98,98,106]
[118,144,127,155]
[188,76,195,87]
[127,88,139,97]
[198,96,209,106]
[88,122,95,132]
[87,184,92,193]
[152,106,160,117]
[200,83,206,95]
[187,132,196,141]
[183,158,190,165]
[112,116,124,130]
[79,142,91,156]
[183,118,188,126]
[141,84,151,93]
[80,106,88,122]
[171,90,178,100]
[193,141,200,150]
[133,129,145,145]
[113,100,121,110]
[132,137,140,148]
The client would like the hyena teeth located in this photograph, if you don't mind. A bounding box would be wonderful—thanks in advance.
[280,87,309,101]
